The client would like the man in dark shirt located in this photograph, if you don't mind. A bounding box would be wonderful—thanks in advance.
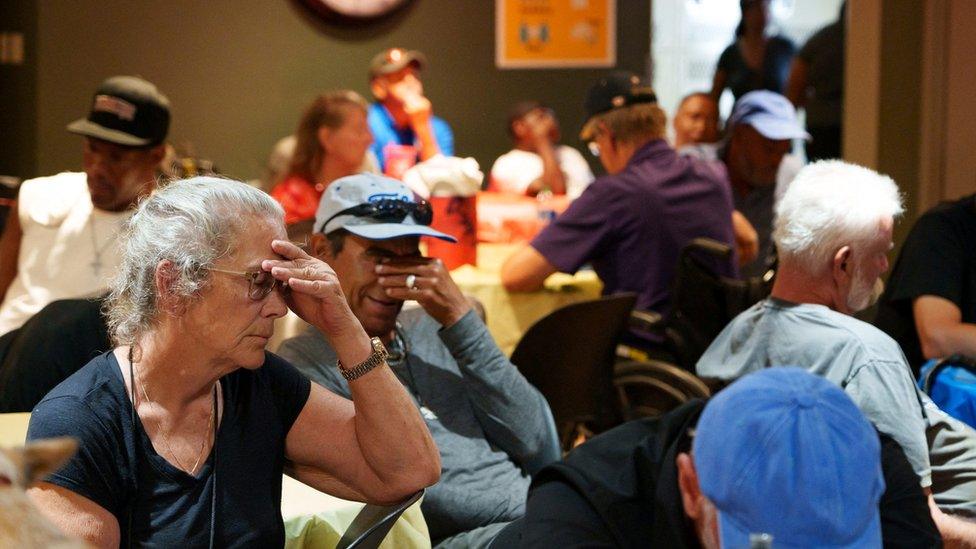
[501,72,736,346]
[493,368,940,548]
[875,194,976,375]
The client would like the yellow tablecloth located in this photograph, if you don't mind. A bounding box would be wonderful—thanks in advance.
[0,413,429,549]
[453,243,603,355]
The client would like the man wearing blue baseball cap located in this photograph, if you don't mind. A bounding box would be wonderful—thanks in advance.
[493,367,940,548]
[684,90,810,278]
[277,173,554,548]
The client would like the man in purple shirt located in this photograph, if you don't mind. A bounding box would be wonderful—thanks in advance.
[502,73,737,345]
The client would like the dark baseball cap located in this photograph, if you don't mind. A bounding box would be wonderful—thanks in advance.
[369,48,427,79]
[583,72,657,122]
[67,76,170,147]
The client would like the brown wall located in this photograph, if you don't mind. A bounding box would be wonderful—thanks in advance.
[32,0,650,182]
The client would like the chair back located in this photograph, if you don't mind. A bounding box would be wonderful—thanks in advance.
[666,238,773,370]
[614,360,710,420]
[337,489,425,549]
[510,293,637,445]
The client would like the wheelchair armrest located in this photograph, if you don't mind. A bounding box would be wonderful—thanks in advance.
[630,309,665,333]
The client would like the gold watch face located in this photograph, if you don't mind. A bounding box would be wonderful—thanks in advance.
[371,337,390,359]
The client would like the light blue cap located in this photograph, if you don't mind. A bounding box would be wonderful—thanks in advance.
[728,90,811,141]
[694,367,884,549]
[314,173,456,243]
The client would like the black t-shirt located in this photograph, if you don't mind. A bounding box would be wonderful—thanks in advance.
[27,351,312,547]
[875,195,976,373]
[717,35,796,101]
[517,400,940,548]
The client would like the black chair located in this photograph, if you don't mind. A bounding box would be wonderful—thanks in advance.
[613,359,711,421]
[629,238,774,371]
[510,293,637,450]
[337,489,424,549]
[0,297,111,412]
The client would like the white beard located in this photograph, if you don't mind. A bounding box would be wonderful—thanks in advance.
[847,276,885,313]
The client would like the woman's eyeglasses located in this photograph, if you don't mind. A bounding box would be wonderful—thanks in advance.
[209,268,282,300]
[318,198,433,234]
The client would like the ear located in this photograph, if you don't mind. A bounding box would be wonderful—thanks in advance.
[310,233,333,261]
[317,126,332,151]
[148,143,167,165]
[832,246,853,283]
[370,78,387,101]
[19,438,78,487]
[676,452,706,520]
[154,259,184,315]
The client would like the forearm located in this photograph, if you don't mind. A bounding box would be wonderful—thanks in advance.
[341,336,441,500]
[929,495,976,548]
[316,311,440,501]
[0,202,22,301]
[533,142,566,195]
[441,310,550,459]
[921,322,976,361]
[413,118,442,161]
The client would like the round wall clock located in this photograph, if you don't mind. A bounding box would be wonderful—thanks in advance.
[301,0,411,21]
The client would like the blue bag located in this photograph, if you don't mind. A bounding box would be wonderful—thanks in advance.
[919,355,976,430]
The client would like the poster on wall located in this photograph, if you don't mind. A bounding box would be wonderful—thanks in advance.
[496,0,616,69]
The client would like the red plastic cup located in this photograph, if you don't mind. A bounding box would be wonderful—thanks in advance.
[424,195,478,270]
[383,144,419,180]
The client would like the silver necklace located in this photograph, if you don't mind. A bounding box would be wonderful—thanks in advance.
[88,214,120,277]
[389,324,438,421]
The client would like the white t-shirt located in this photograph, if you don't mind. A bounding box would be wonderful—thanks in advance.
[0,172,129,335]
[489,146,594,199]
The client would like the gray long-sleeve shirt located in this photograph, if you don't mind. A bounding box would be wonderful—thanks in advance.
[276,307,550,542]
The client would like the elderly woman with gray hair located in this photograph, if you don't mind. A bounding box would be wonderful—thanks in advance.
[24,177,440,548]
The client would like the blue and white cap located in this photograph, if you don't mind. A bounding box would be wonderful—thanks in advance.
[314,173,456,242]
[694,367,884,549]
[727,90,811,141]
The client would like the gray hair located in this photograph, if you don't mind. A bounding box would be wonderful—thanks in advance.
[105,176,284,345]
[773,160,903,275]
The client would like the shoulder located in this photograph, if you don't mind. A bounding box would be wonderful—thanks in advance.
[770,34,796,52]
[367,104,394,134]
[29,353,122,438]
[793,305,907,362]
[276,326,336,369]
[19,172,90,226]
[536,400,703,489]
[914,195,976,234]
[718,42,739,64]
[491,149,534,172]
[430,115,453,138]
[556,145,589,165]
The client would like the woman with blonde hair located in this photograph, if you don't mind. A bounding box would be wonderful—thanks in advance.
[271,91,375,225]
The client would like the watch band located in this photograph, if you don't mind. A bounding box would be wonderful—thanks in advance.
[338,337,389,381]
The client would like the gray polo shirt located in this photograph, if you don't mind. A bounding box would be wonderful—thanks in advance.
[697,298,976,516]
[276,307,551,542]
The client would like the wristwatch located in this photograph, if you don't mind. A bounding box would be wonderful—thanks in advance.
[338,337,389,381]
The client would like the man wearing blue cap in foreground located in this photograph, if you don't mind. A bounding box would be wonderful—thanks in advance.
[684,90,809,278]
[278,173,553,548]
[493,367,939,548]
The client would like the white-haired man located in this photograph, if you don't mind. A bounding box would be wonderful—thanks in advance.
[697,160,976,543]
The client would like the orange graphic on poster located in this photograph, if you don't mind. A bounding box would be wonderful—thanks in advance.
[496,0,616,68]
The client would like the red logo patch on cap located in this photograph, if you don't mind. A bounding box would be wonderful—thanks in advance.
[93,95,137,121]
